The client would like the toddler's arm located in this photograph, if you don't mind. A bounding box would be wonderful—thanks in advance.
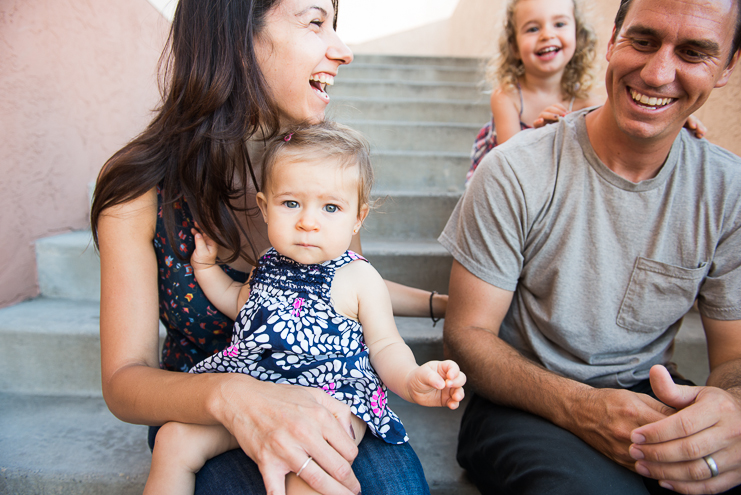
[490,87,525,144]
[190,228,250,320]
[351,263,466,409]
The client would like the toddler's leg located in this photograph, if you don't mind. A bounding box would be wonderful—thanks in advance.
[144,421,239,495]
[285,415,367,495]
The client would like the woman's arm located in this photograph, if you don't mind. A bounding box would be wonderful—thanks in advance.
[490,87,524,144]
[97,189,360,495]
[348,234,447,319]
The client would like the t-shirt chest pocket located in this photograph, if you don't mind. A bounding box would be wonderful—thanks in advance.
[617,257,708,333]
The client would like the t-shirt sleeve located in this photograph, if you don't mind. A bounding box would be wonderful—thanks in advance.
[438,151,527,292]
[698,192,741,320]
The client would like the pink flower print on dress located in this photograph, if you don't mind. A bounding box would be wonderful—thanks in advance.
[370,386,387,416]
[224,345,238,357]
[292,297,305,318]
[322,382,337,394]
[348,251,362,261]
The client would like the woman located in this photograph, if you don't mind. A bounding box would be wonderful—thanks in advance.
[90,0,444,493]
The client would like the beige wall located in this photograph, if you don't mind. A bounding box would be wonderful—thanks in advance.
[0,1,168,307]
[350,0,741,156]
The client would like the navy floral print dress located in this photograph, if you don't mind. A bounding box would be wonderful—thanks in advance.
[190,248,409,445]
[154,186,249,372]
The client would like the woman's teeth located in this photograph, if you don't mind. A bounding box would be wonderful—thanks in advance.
[537,47,560,55]
[630,89,673,108]
[310,74,334,87]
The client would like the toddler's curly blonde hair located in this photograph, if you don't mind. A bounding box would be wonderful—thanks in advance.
[485,0,598,100]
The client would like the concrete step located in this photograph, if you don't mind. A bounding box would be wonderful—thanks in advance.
[365,192,461,241]
[340,63,482,84]
[343,120,481,153]
[0,391,475,495]
[328,96,490,123]
[36,230,100,301]
[371,150,469,194]
[28,232,454,303]
[352,54,482,69]
[362,240,453,295]
[330,79,484,101]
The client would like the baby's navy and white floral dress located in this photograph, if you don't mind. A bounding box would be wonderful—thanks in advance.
[190,248,409,444]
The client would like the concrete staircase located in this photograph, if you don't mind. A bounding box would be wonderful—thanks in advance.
[0,54,709,495]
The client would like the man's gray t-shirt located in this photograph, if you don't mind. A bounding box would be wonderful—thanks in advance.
[439,109,741,388]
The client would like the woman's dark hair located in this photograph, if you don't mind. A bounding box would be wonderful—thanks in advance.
[91,0,339,265]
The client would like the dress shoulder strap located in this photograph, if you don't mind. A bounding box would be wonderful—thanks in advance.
[324,250,368,271]
[516,82,524,118]
[568,95,576,112]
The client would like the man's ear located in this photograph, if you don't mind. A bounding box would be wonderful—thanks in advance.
[606,25,617,62]
[716,49,741,88]
[256,192,269,223]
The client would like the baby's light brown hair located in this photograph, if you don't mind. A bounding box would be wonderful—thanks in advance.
[485,0,598,100]
[260,121,374,214]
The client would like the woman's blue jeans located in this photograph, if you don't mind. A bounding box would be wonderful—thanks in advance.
[149,426,430,494]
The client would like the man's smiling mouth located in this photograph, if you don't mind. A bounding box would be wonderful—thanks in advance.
[630,88,675,109]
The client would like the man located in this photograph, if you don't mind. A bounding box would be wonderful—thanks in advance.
[439,0,741,493]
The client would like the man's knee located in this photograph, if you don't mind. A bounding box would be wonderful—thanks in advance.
[457,394,647,495]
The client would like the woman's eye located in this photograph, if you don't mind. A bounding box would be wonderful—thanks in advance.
[284,201,299,209]
[310,19,324,27]
[324,204,338,213]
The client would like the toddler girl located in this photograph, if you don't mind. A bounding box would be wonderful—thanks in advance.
[468,0,704,184]
[144,121,466,495]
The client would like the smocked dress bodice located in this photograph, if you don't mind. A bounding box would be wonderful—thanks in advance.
[190,248,409,444]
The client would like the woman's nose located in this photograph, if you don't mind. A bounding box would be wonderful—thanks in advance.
[328,29,353,66]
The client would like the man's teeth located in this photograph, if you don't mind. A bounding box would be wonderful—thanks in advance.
[630,89,673,107]
[310,74,334,86]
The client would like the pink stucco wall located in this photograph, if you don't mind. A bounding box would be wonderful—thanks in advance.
[0,1,169,307]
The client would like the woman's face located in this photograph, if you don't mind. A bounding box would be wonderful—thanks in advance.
[256,0,353,125]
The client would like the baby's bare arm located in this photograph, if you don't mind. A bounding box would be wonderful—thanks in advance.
[191,229,247,320]
[342,263,466,408]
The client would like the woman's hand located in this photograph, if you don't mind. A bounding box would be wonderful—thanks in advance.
[213,375,361,495]
[405,360,467,409]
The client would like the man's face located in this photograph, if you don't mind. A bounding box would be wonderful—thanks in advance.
[605,0,739,142]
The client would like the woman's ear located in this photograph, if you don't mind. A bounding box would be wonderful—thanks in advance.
[256,192,269,223]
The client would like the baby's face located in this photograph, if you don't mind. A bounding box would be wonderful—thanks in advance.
[256,157,367,265]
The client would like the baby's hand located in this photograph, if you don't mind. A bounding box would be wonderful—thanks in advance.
[406,360,466,409]
[684,114,707,139]
[533,103,570,128]
[190,227,219,270]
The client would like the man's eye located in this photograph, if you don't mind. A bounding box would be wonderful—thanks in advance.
[284,201,299,208]
[324,204,338,213]
[682,49,707,62]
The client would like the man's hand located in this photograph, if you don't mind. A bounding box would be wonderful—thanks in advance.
[566,385,675,470]
[628,365,741,494]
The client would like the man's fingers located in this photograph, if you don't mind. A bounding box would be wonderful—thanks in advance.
[650,365,698,410]
[631,425,719,464]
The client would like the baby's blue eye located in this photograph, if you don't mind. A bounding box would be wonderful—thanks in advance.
[324,204,338,213]
[284,201,299,209]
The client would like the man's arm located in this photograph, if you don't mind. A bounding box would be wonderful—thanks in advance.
[629,317,741,494]
[444,260,673,470]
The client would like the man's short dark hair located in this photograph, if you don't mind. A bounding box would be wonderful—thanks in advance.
[613,0,741,64]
